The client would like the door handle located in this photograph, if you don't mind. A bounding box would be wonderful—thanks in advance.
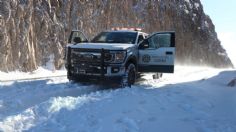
[166,51,173,55]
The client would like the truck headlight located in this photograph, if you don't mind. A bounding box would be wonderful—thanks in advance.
[114,51,126,63]
[104,51,126,63]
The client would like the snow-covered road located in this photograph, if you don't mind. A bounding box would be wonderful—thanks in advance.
[0,66,236,132]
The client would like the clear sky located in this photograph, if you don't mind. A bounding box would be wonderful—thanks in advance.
[201,0,236,66]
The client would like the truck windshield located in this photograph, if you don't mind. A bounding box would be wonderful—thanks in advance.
[91,32,137,44]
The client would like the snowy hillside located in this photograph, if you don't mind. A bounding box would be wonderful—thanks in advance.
[0,66,236,132]
[0,0,233,72]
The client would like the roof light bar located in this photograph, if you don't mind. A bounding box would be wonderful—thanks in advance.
[111,27,142,31]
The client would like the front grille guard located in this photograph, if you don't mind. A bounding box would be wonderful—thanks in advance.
[67,47,106,80]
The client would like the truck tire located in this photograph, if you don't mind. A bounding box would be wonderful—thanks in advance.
[122,63,136,87]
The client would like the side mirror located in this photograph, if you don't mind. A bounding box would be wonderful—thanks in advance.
[139,39,149,49]
[73,37,82,43]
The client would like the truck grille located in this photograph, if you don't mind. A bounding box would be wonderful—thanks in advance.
[70,48,107,74]
[71,51,101,63]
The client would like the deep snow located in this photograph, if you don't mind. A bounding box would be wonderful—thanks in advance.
[0,66,236,132]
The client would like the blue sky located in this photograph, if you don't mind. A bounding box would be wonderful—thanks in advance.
[201,0,236,66]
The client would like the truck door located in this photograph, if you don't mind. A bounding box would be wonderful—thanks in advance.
[68,30,88,44]
[138,32,175,73]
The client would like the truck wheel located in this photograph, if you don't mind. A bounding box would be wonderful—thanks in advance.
[122,63,136,87]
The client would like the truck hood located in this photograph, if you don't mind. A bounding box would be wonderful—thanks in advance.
[68,43,135,50]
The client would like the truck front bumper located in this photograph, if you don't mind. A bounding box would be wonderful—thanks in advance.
[68,73,123,83]
[68,65,126,82]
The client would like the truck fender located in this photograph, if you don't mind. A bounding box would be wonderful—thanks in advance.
[125,55,137,68]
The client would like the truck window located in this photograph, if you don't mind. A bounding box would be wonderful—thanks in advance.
[147,34,171,48]
[137,35,144,43]
[91,32,137,44]
[69,31,87,43]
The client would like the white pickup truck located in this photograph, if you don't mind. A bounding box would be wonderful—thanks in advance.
[64,28,175,86]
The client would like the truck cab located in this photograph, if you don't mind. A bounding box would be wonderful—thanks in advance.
[65,28,175,87]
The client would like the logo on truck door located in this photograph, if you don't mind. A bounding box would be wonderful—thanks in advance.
[142,54,151,63]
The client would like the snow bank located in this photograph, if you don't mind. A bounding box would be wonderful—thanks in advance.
[0,67,66,82]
